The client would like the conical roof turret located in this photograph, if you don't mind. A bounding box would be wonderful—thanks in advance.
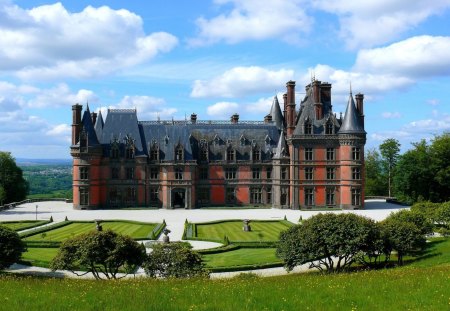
[269,95,284,130]
[339,92,365,134]
[273,131,288,159]
[94,110,104,139]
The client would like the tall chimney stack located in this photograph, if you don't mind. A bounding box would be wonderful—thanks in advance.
[355,93,364,128]
[286,81,296,135]
[72,104,82,145]
[231,113,239,124]
[190,113,197,124]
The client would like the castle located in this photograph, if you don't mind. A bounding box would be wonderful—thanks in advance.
[70,80,366,209]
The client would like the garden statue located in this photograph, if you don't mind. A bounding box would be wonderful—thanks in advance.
[243,219,251,232]
[162,228,171,243]
[95,220,103,231]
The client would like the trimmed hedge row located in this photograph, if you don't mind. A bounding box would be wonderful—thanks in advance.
[148,221,166,240]
[19,221,73,239]
[207,261,283,273]
[0,220,51,231]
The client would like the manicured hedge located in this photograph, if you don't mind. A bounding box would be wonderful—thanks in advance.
[0,220,51,231]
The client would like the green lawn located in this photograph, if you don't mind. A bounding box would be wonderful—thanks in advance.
[0,220,49,231]
[202,248,281,268]
[23,221,158,242]
[20,248,59,268]
[195,220,292,242]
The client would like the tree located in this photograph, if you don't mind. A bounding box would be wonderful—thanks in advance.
[0,186,5,206]
[143,242,207,278]
[379,139,400,197]
[435,201,450,228]
[364,148,387,196]
[50,230,146,280]
[276,213,380,273]
[0,152,28,204]
[429,133,450,202]
[0,226,26,270]
[385,209,433,235]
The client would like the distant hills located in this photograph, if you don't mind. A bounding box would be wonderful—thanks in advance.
[16,158,72,166]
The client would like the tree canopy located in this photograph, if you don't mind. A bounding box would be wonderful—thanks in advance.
[0,226,26,270]
[379,139,400,197]
[0,152,28,204]
[50,230,146,280]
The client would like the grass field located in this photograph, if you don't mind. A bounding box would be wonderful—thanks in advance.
[20,248,59,268]
[195,220,292,242]
[202,248,281,268]
[0,220,50,231]
[23,221,158,242]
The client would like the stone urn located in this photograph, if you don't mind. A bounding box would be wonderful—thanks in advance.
[162,228,171,243]
[243,219,251,232]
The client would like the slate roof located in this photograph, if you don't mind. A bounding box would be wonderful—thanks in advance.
[273,131,288,159]
[94,110,104,139]
[269,96,284,130]
[80,106,99,146]
[339,93,365,134]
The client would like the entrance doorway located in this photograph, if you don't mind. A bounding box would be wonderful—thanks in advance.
[172,188,186,208]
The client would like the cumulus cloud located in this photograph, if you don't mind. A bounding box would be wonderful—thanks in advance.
[189,0,312,46]
[207,102,239,118]
[191,66,294,98]
[313,0,450,49]
[0,2,178,80]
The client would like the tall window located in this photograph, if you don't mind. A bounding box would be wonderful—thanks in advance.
[79,167,89,180]
[352,167,361,180]
[325,122,333,134]
[250,188,262,204]
[225,168,237,179]
[111,167,119,179]
[226,187,236,204]
[80,187,89,206]
[150,167,159,180]
[175,146,184,161]
[326,167,335,180]
[199,167,208,180]
[304,122,312,134]
[175,167,183,180]
[305,188,314,206]
[125,187,136,204]
[125,147,134,159]
[109,188,120,206]
[200,148,208,161]
[111,146,119,159]
[226,148,235,161]
[126,167,134,180]
[252,149,261,161]
[305,167,313,180]
[281,167,288,180]
[352,188,361,206]
[266,187,272,204]
[266,167,272,179]
[352,147,361,161]
[150,148,159,161]
[326,188,335,205]
[252,168,261,179]
[197,188,210,204]
[149,187,159,204]
[326,148,335,161]
[305,148,313,161]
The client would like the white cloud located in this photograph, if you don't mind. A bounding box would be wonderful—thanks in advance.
[427,99,440,106]
[191,66,294,98]
[207,102,239,118]
[0,2,178,80]
[46,124,71,143]
[382,112,402,119]
[313,0,450,49]
[354,36,450,77]
[28,84,98,108]
[189,0,312,46]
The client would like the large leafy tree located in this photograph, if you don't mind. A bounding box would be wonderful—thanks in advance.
[0,152,28,204]
[379,139,400,197]
[143,242,207,278]
[0,226,26,270]
[276,213,380,273]
[364,148,387,196]
[429,133,450,201]
[50,230,146,280]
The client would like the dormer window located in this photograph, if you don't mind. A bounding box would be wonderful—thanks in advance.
[304,121,312,134]
[175,145,184,161]
[125,147,134,159]
[325,121,333,135]
[227,139,232,146]
[240,135,246,146]
[226,147,235,161]
[214,134,220,146]
[252,148,261,161]
[164,135,169,145]
[265,135,271,146]
[111,145,119,159]
[150,147,159,161]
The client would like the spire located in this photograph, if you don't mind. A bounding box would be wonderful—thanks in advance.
[269,95,284,130]
[86,101,90,113]
[339,92,365,134]
[80,106,100,146]
[94,110,104,140]
[273,131,288,159]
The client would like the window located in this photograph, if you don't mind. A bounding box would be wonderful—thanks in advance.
[352,147,361,161]
[250,188,262,204]
[266,167,272,179]
[199,167,208,180]
[240,136,246,146]
[266,187,272,204]
[326,188,335,205]
[305,188,314,206]
[125,147,134,159]
[79,167,89,180]
[325,122,333,134]
[305,148,313,161]
[175,167,183,180]
[149,187,159,203]
[125,187,136,204]
[326,167,335,180]
[80,187,89,206]
[281,187,289,205]
[175,146,184,161]
[111,167,119,179]
[281,167,288,180]
[126,167,134,180]
[226,148,235,161]
[150,167,159,180]
[305,167,313,180]
[109,188,120,206]
[80,131,87,152]
[150,148,159,161]
[326,148,335,161]
[304,122,312,134]
[352,167,361,180]
[352,188,361,206]
[225,168,237,179]
[252,168,261,179]
[226,187,236,204]
[197,188,210,204]
[111,147,119,159]
[200,148,208,161]
[252,149,261,161]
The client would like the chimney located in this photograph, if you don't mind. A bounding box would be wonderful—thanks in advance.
[312,80,323,120]
[91,112,97,126]
[190,113,197,124]
[286,81,296,135]
[72,104,82,145]
[231,113,239,124]
[355,93,364,128]
[264,114,272,123]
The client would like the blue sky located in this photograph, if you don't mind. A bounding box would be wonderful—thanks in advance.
[1,0,449,159]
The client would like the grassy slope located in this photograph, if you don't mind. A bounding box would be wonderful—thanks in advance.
[0,221,49,231]
[196,221,291,242]
[202,248,281,268]
[23,221,157,242]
